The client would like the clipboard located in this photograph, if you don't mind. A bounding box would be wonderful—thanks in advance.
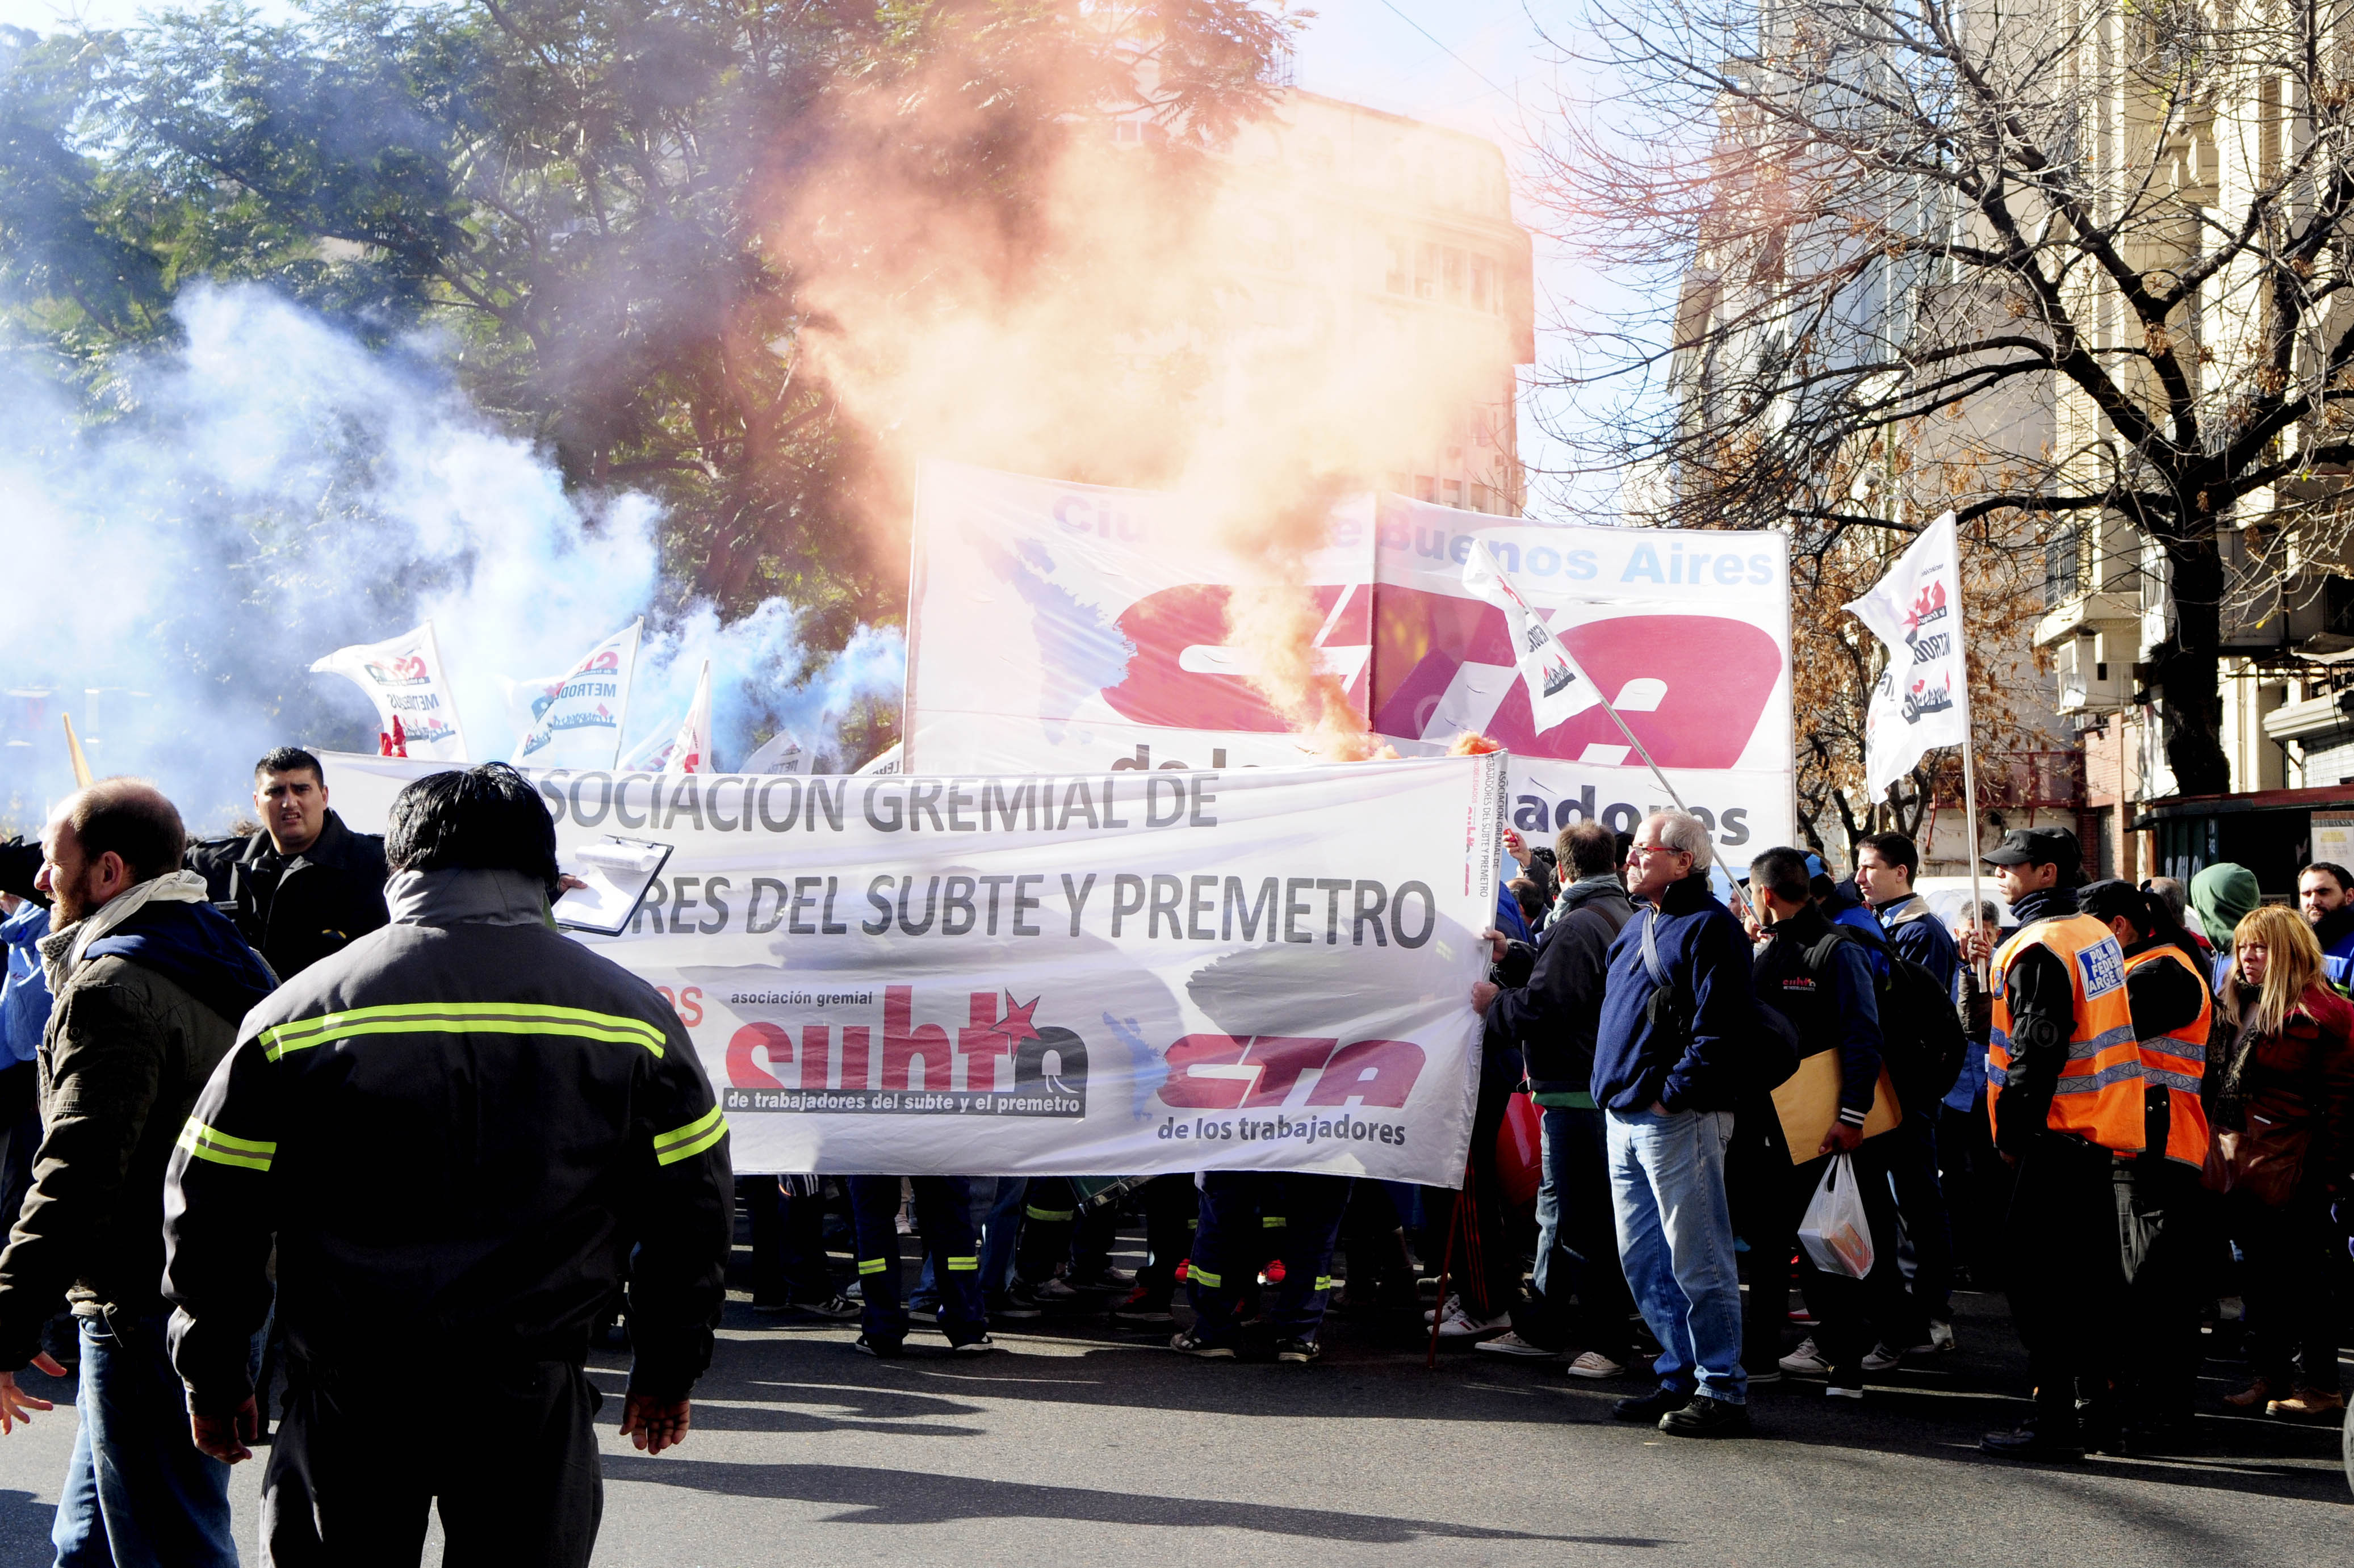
[553,836,673,937]
[1770,1051,1903,1162]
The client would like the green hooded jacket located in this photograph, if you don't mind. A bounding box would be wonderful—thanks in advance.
[2189,862,2260,948]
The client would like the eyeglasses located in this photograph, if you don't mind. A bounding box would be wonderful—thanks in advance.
[1631,844,1688,858]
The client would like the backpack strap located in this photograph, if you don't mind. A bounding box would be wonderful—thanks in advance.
[1640,908,1671,989]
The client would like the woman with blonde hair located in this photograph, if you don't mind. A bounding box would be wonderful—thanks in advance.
[2211,903,2354,1418]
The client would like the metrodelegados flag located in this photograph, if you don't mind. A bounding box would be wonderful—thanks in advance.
[514,619,641,769]
[309,622,470,761]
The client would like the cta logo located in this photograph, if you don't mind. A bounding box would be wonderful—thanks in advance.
[1155,1033,1425,1110]
[722,986,1086,1118]
[364,655,430,687]
[1368,589,1782,768]
[1088,582,1780,768]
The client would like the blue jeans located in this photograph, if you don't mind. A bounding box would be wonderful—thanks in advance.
[53,1314,237,1568]
[1883,1113,1954,1322]
[1606,1107,1746,1403]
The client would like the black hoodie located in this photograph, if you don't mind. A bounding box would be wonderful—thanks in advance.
[1486,875,1638,1098]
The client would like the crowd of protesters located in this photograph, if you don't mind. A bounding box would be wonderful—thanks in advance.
[0,747,2349,1565]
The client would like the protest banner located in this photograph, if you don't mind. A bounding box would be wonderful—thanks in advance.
[320,749,1503,1184]
[308,623,470,761]
[904,462,1794,853]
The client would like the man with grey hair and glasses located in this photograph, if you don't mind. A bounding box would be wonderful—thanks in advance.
[1591,810,1762,1437]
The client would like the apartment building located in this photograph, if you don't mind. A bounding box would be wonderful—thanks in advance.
[1117,85,1535,513]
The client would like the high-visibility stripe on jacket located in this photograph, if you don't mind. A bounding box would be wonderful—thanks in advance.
[2123,943,2211,1167]
[1990,913,2146,1153]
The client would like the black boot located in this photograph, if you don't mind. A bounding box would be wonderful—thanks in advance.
[1659,1395,1753,1437]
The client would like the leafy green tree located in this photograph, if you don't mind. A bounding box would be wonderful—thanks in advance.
[2,0,1299,669]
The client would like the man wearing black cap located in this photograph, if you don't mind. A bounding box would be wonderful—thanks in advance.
[1975,826,2147,1459]
[2077,878,2213,1448]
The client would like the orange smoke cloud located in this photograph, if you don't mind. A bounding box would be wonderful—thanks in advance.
[763,7,1520,739]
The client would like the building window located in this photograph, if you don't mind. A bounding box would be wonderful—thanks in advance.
[1415,475,1436,501]
[1443,479,1464,507]
[1385,236,1410,294]
[1443,248,1467,305]
[1474,405,1493,448]
[2044,526,2083,610]
[1416,241,1438,300]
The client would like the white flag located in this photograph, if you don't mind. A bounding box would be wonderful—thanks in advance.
[514,619,640,769]
[740,729,803,774]
[309,622,469,761]
[1846,512,1969,798]
[1462,539,1602,733]
[661,660,713,775]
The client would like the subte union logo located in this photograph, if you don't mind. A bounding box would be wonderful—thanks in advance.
[722,987,1087,1117]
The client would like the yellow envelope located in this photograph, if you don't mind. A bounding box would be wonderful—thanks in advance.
[1770,1050,1903,1162]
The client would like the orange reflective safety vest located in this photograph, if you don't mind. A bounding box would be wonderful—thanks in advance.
[1989,913,2146,1154]
[2122,943,2212,1168]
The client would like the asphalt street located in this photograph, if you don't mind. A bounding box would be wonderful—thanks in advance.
[2,1237,2346,1568]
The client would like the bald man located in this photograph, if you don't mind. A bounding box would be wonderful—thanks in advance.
[0,779,275,1567]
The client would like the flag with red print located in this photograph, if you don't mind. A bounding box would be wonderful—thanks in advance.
[1461,539,1603,733]
[1845,513,1969,798]
[661,659,714,775]
[309,622,469,762]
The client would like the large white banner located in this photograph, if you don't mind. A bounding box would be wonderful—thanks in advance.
[308,623,470,761]
[321,751,1502,1185]
[905,463,1794,857]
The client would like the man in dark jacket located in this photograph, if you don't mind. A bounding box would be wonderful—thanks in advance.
[1593,810,1761,1437]
[2298,861,2354,993]
[0,779,276,1566]
[1853,829,1962,1356]
[186,747,389,981]
[1743,846,1918,1401]
[164,763,732,1566]
[1472,821,1637,1372]
[1977,826,2143,1460]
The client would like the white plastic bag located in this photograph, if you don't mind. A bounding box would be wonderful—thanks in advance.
[1797,1154,1874,1279]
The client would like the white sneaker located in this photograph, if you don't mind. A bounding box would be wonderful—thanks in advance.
[1825,1380,1865,1400]
[1929,1320,1957,1353]
[1436,1303,1511,1338]
[1422,1293,1461,1326]
[1778,1338,1829,1376]
[1475,1331,1560,1359]
[1564,1349,1627,1379]
[1861,1343,1904,1373]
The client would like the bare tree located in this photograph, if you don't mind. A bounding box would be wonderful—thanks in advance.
[1531,0,2354,794]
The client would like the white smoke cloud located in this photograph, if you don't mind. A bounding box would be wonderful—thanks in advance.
[0,283,902,833]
